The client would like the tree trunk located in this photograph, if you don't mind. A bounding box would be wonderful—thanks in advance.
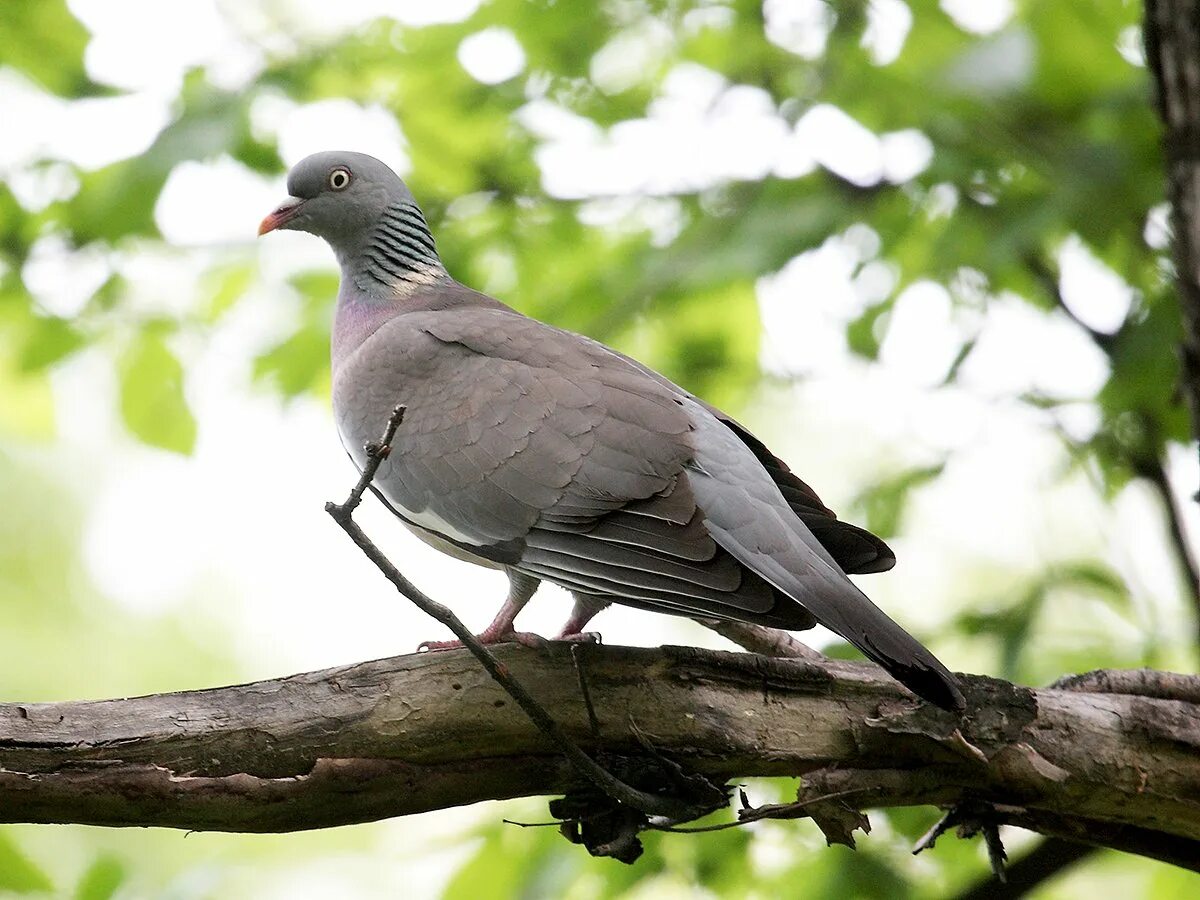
[1147,0,1200,460]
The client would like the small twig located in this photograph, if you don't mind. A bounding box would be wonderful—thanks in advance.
[502,819,564,828]
[915,802,1008,882]
[1139,456,1200,649]
[571,644,602,741]
[983,822,1009,883]
[913,806,963,855]
[652,787,878,834]
[325,405,710,821]
[337,405,407,514]
[1024,252,1118,350]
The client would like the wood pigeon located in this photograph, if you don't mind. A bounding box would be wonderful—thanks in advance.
[259,151,965,711]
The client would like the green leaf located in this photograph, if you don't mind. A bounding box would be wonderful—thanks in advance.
[846,300,893,360]
[118,332,196,454]
[624,279,763,409]
[61,73,274,244]
[957,587,1045,680]
[288,271,340,300]
[66,159,166,245]
[251,270,335,397]
[0,832,53,894]
[0,182,35,259]
[0,358,55,440]
[441,815,562,900]
[73,855,125,900]
[198,262,255,324]
[1048,561,1130,608]
[852,463,946,539]
[0,0,109,97]
[809,845,910,898]
[253,327,330,397]
[17,315,86,372]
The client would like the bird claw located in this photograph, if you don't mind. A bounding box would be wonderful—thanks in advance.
[555,630,602,645]
[416,638,464,652]
[417,631,548,652]
[417,629,601,653]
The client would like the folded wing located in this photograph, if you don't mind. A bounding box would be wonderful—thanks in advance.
[338,305,960,710]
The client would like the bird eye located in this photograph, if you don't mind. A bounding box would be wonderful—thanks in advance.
[328,168,351,191]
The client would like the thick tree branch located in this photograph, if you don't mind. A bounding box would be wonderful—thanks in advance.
[0,647,1197,870]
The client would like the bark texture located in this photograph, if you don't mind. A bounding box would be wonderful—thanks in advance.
[0,645,1197,867]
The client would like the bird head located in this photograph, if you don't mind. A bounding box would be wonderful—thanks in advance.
[258,151,415,249]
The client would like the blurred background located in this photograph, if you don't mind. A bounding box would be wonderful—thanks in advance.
[1,0,1198,896]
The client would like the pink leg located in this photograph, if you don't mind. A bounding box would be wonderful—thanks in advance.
[554,594,610,643]
[419,572,544,651]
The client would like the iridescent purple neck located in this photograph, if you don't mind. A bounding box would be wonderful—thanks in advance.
[331,283,402,369]
[329,201,448,369]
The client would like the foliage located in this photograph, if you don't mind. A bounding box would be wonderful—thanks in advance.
[0,0,1197,896]
[0,832,53,895]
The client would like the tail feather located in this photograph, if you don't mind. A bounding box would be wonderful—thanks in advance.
[700,510,965,712]
[855,625,966,713]
[683,400,965,712]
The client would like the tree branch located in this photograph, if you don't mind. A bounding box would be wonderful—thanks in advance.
[1140,455,1200,646]
[1146,0,1200,465]
[696,618,825,660]
[952,838,1098,900]
[0,647,1197,870]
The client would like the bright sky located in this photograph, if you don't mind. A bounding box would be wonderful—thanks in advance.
[5,0,1198,893]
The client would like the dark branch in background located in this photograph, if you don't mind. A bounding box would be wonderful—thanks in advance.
[324,404,723,824]
[1027,229,1200,647]
[1146,0,1200,464]
[951,839,1096,900]
[1138,449,1200,647]
[1024,251,1120,351]
[1026,249,1199,603]
[995,14,1200,888]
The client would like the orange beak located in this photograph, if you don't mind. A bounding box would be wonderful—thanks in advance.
[258,197,305,236]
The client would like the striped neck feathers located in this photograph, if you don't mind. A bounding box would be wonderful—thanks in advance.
[350,201,448,297]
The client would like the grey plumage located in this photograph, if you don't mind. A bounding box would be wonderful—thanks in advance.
[260,150,965,712]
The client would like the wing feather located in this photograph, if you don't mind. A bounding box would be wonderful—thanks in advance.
[332,304,955,706]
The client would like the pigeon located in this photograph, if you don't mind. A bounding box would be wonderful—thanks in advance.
[259,151,965,712]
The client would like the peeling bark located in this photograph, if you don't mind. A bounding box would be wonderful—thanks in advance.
[0,646,1197,868]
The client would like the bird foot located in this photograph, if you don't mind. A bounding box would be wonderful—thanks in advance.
[417,629,601,652]
[555,630,602,645]
[417,630,547,652]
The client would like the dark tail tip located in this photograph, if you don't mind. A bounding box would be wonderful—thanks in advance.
[848,611,966,712]
[890,660,966,713]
